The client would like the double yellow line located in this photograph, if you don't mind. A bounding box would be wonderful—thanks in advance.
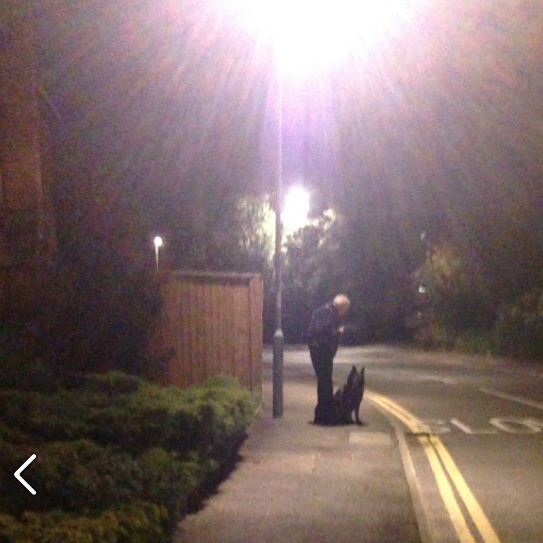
[367,390,502,543]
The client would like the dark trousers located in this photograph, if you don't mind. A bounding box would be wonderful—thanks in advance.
[309,345,337,425]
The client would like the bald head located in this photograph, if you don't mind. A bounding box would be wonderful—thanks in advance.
[333,294,351,317]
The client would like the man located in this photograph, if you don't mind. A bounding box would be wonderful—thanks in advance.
[307,294,351,425]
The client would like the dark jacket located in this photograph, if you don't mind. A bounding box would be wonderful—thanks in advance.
[307,302,343,355]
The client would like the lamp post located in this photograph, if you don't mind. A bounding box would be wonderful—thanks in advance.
[272,56,284,418]
[225,0,418,419]
[273,184,311,417]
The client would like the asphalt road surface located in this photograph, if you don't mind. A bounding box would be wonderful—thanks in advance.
[279,344,543,543]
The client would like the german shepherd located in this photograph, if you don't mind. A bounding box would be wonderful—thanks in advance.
[334,366,365,425]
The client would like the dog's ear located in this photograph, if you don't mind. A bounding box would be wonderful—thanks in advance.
[347,365,357,384]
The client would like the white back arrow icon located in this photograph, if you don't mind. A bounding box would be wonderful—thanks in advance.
[14,454,37,495]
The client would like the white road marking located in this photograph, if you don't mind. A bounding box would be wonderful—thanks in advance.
[387,416,543,435]
[450,418,498,435]
[489,417,542,434]
[526,418,543,429]
[480,388,543,410]
[425,417,543,435]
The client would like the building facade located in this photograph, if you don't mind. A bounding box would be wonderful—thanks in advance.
[0,3,55,322]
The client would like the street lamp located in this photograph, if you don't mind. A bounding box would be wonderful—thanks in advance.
[153,236,163,272]
[272,50,284,417]
[225,0,419,417]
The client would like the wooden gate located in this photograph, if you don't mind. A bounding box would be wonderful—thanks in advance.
[151,270,263,395]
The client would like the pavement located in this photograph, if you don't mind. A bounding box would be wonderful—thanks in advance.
[173,352,422,543]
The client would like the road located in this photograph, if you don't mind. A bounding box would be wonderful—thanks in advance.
[273,345,543,543]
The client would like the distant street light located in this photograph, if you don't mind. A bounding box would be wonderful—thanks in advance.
[153,236,163,272]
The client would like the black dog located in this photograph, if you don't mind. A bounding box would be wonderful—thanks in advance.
[334,366,365,425]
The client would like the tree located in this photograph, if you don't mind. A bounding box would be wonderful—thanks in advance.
[408,240,497,349]
[281,210,344,342]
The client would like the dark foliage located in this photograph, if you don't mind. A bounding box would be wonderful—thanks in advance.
[0,501,168,543]
[494,288,543,360]
[0,376,255,457]
[0,373,257,543]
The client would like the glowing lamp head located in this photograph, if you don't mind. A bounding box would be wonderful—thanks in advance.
[283,186,310,235]
[225,0,416,75]
[153,236,163,249]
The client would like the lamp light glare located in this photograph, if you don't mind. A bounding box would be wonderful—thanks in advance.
[283,186,310,235]
[226,0,416,75]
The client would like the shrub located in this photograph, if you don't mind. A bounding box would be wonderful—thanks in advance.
[0,377,256,456]
[412,320,455,351]
[0,373,256,543]
[0,354,145,395]
[0,439,213,517]
[494,288,543,360]
[137,448,215,512]
[0,439,139,515]
[163,377,257,459]
[74,372,144,395]
[0,501,168,543]
[453,330,494,355]
[0,425,33,446]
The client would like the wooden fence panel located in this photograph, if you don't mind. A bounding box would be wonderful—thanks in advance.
[152,271,263,396]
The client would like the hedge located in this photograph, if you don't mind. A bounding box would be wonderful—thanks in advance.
[0,501,168,543]
[0,439,212,516]
[0,375,256,456]
[494,289,543,360]
[0,373,257,543]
